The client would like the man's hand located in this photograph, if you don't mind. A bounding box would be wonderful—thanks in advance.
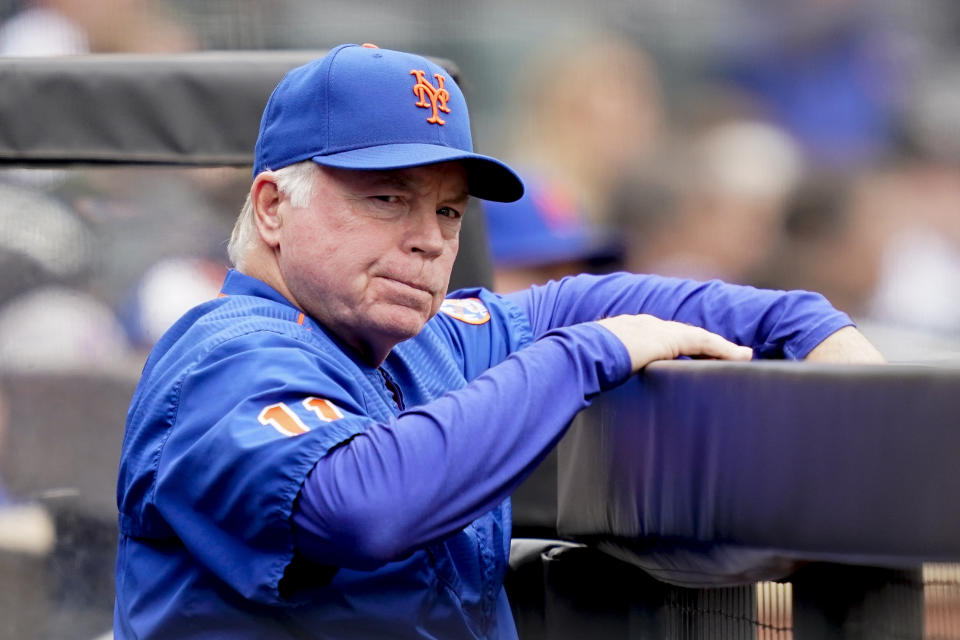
[596,314,753,374]
[804,326,886,363]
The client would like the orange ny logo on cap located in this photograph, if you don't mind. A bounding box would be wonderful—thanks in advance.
[410,69,451,125]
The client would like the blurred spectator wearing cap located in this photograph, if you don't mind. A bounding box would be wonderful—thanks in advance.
[483,174,620,293]
[119,256,227,351]
[501,31,665,233]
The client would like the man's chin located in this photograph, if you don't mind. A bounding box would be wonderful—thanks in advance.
[350,314,428,364]
[370,305,432,341]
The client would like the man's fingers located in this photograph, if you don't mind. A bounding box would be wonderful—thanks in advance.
[691,326,753,361]
[596,314,752,372]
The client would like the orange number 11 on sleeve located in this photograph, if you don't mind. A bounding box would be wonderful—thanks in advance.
[258,397,345,437]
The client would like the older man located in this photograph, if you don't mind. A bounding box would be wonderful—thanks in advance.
[114,44,882,639]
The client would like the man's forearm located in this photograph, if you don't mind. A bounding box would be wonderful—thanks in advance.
[804,325,886,363]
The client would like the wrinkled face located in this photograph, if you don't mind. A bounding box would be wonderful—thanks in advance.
[275,162,468,363]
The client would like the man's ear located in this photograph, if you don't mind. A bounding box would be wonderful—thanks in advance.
[252,173,283,248]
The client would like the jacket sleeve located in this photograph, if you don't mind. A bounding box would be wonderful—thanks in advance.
[293,322,631,569]
[505,272,854,359]
[150,332,373,605]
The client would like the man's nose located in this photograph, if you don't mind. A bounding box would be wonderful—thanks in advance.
[405,206,446,257]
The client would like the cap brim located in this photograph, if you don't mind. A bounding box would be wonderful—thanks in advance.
[311,143,524,203]
[492,233,623,268]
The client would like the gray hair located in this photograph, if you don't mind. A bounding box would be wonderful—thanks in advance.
[227,161,320,267]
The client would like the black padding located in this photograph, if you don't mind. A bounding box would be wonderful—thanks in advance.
[557,360,960,586]
[0,51,459,166]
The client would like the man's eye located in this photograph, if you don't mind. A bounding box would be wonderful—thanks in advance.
[374,195,401,204]
[437,207,462,219]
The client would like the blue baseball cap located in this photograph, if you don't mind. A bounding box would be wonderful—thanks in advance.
[253,43,523,203]
[483,174,621,267]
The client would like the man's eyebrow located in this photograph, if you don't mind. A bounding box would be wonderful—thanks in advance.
[353,172,413,191]
[444,188,470,204]
[347,170,469,202]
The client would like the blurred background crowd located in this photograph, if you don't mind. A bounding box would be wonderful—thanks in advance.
[0,0,957,375]
[0,1,958,637]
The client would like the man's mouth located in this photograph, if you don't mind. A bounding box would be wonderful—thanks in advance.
[379,275,433,296]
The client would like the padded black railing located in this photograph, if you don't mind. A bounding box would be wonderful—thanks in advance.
[547,360,960,639]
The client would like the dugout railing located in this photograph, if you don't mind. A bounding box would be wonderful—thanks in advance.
[1,52,958,640]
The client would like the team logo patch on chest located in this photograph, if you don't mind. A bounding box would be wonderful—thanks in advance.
[439,298,490,325]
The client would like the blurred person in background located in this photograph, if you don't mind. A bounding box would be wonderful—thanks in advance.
[611,118,803,287]
[762,166,960,362]
[95,167,245,352]
[501,31,665,238]
[716,0,905,169]
[0,164,236,365]
[764,171,888,320]
[0,180,138,374]
[119,256,228,350]
[33,164,245,353]
[0,0,195,55]
[482,174,621,293]
[864,63,960,340]
[867,166,960,337]
[763,59,960,357]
